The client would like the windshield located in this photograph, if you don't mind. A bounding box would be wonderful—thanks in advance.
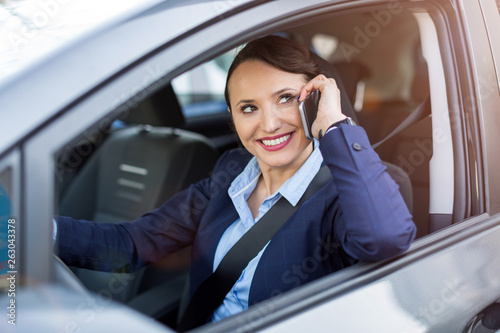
[0,0,152,84]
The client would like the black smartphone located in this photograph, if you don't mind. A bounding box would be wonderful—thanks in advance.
[299,90,320,140]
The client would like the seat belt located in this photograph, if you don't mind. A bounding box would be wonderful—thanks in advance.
[177,165,332,331]
[371,97,431,150]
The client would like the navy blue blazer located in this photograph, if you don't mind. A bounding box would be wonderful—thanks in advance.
[57,124,416,306]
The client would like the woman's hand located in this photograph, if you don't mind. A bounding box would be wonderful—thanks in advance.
[298,75,347,139]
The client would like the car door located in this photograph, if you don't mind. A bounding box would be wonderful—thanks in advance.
[2,0,500,332]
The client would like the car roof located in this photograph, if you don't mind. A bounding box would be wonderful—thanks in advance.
[0,0,157,84]
[0,0,253,155]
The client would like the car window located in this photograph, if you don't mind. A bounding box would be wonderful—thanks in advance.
[172,49,238,118]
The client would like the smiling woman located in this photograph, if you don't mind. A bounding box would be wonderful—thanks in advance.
[228,59,314,220]
[54,35,416,331]
[228,61,312,177]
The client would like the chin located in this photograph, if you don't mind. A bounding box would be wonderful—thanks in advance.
[258,153,299,168]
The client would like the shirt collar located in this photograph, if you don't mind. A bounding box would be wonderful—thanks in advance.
[228,139,323,206]
[228,157,261,201]
[278,140,323,206]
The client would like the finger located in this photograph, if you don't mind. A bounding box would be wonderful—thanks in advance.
[298,76,338,101]
[298,75,328,100]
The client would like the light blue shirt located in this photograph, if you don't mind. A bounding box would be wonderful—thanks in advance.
[212,140,323,322]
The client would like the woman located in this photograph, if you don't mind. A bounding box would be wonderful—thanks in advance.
[56,35,416,328]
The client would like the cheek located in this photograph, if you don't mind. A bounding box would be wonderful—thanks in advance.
[232,115,253,140]
[283,107,303,128]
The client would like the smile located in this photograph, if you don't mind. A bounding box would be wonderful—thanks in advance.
[258,132,294,151]
[261,133,291,147]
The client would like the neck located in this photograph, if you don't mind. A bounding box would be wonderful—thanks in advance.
[257,142,314,196]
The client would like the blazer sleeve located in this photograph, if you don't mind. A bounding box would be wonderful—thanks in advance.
[320,124,416,261]
[56,149,242,272]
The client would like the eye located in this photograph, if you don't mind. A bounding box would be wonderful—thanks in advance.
[241,104,257,113]
[278,94,295,105]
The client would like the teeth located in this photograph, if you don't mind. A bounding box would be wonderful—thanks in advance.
[262,134,291,146]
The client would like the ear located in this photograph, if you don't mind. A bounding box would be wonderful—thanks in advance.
[227,107,231,113]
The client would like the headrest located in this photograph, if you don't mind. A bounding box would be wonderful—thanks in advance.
[121,83,185,128]
[310,52,359,124]
[332,61,370,105]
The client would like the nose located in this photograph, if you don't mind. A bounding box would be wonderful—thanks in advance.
[260,108,281,133]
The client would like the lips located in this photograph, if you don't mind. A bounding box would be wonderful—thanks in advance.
[258,132,294,151]
[261,133,291,146]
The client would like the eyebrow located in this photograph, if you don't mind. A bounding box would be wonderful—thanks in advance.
[236,99,255,107]
[271,87,298,97]
[235,87,298,107]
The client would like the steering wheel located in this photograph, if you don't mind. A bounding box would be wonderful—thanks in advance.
[53,254,88,295]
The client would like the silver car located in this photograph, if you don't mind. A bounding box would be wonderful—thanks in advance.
[1,0,500,332]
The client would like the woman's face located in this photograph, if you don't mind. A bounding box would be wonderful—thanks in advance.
[227,60,312,171]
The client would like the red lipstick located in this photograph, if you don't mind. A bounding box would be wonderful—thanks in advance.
[258,132,294,151]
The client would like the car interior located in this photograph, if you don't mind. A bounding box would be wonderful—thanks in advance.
[54,4,448,330]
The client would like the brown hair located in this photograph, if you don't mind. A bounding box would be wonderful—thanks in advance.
[224,35,321,110]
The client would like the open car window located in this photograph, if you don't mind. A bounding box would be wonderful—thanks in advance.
[52,3,442,328]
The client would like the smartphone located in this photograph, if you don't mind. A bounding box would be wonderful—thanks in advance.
[299,90,320,140]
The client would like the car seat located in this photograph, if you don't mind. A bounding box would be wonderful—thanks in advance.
[58,84,219,317]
